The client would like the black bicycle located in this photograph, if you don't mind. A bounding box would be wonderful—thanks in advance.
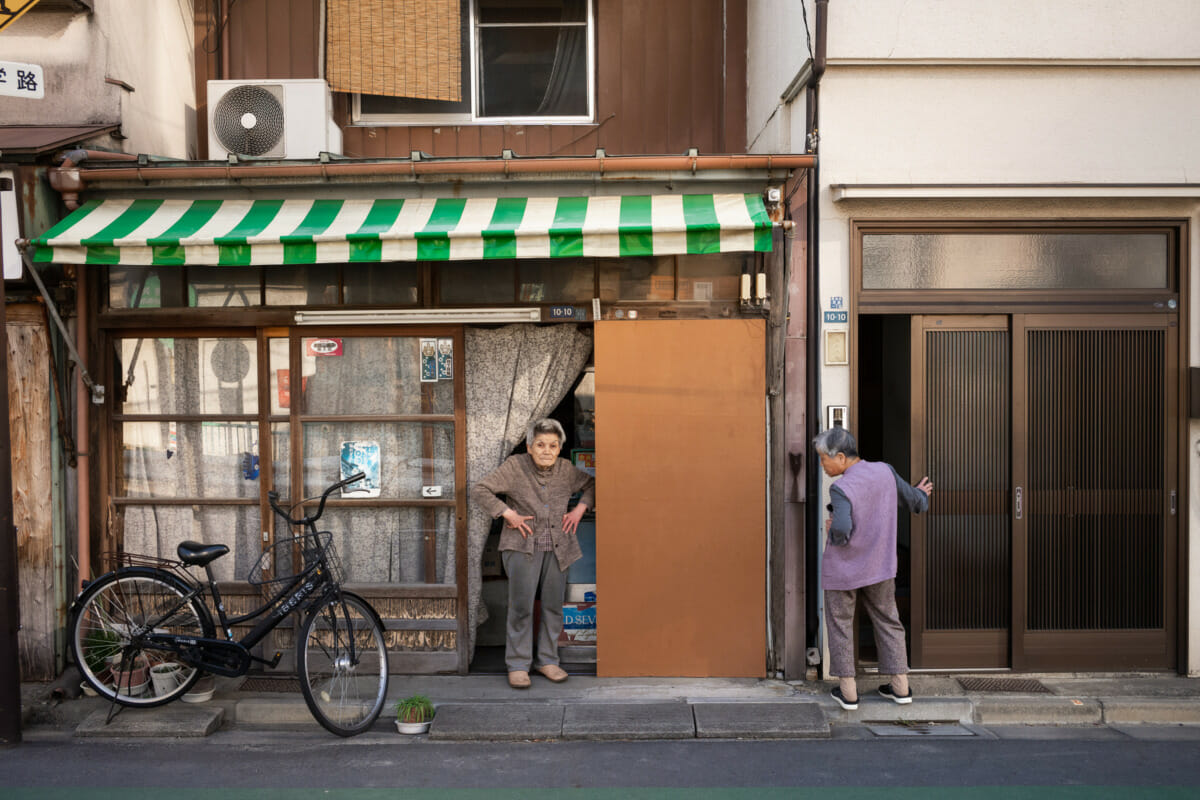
[69,473,389,736]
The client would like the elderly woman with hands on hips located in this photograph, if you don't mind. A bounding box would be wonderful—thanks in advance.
[816,427,932,711]
[471,418,595,689]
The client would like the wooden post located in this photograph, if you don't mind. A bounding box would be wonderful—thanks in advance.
[0,273,21,746]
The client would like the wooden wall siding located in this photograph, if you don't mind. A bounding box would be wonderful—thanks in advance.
[197,0,746,159]
[7,305,56,680]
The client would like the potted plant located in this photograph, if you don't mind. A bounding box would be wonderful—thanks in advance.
[182,673,216,703]
[150,661,184,696]
[110,653,150,696]
[82,629,121,675]
[394,694,435,734]
[80,629,121,695]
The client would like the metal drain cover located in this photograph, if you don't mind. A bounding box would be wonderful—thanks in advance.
[239,677,302,693]
[867,723,975,737]
[958,677,1050,693]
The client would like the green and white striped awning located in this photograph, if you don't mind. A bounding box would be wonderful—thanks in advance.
[31,194,774,266]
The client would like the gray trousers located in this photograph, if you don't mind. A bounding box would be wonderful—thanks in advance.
[825,579,910,677]
[501,549,567,672]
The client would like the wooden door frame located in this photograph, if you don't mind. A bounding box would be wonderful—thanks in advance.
[278,324,470,674]
[848,217,1189,673]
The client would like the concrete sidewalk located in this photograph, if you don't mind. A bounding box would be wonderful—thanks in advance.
[19,671,1200,741]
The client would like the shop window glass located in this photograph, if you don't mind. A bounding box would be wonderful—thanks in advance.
[437,261,515,304]
[301,421,456,501]
[188,266,262,307]
[118,421,260,500]
[265,264,340,305]
[108,267,184,309]
[597,256,673,301]
[517,258,593,303]
[676,254,747,301]
[862,232,1170,290]
[295,336,455,416]
[116,337,258,416]
[343,263,421,305]
[317,507,456,584]
[270,422,290,492]
[122,505,262,583]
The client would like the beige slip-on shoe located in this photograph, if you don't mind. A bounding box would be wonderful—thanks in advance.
[508,670,531,689]
[536,664,569,683]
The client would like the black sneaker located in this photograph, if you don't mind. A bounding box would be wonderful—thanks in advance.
[878,683,913,705]
[831,687,859,710]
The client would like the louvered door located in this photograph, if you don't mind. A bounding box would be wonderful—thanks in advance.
[910,316,1012,667]
[1014,315,1177,670]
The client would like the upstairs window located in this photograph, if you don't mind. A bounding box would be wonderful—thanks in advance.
[329,0,594,125]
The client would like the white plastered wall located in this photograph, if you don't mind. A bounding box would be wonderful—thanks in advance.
[748,0,1200,675]
[0,0,196,159]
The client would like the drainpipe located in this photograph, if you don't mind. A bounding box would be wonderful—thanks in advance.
[220,0,231,81]
[804,0,828,655]
[75,265,90,588]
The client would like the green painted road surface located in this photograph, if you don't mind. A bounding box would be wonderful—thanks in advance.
[6,790,1198,800]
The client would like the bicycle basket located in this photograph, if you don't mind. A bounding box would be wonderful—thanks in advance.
[247,531,344,587]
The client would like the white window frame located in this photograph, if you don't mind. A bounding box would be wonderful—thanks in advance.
[351,0,595,126]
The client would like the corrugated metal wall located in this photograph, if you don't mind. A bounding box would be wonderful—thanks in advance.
[195,0,746,159]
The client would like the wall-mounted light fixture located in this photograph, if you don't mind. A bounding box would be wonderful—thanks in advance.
[295,308,542,325]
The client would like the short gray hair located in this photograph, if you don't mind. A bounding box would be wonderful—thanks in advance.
[812,427,858,458]
[526,417,566,448]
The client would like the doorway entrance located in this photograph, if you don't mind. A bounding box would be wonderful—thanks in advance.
[858,313,1179,671]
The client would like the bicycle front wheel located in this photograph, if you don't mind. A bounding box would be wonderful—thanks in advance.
[297,591,389,736]
[71,568,212,706]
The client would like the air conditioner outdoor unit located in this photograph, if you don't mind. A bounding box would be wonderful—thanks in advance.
[207,79,342,160]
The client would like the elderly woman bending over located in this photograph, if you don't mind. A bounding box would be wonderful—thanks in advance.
[815,427,932,711]
[472,418,595,689]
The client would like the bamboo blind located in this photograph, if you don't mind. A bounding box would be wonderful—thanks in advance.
[326,0,462,101]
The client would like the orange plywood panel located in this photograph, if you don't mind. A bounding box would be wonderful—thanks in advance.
[595,319,766,677]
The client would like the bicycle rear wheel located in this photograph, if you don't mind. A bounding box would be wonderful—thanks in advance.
[297,591,389,736]
[71,568,212,706]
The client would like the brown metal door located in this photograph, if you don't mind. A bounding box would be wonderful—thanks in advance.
[1014,314,1177,670]
[910,316,1012,668]
[910,314,1178,670]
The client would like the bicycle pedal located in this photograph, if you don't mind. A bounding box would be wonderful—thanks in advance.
[268,651,282,668]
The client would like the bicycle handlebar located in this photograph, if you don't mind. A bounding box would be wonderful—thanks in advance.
[267,472,366,527]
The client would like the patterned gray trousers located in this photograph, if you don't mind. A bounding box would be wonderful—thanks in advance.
[824,578,910,677]
[501,549,566,672]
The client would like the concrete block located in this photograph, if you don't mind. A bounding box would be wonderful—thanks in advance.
[693,702,829,739]
[1111,724,1200,740]
[974,697,1102,726]
[1103,698,1200,725]
[988,724,1125,740]
[429,702,563,741]
[562,702,695,740]
[235,697,314,726]
[839,697,973,725]
[75,705,223,738]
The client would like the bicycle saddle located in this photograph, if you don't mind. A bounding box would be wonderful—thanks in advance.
[177,540,229,566]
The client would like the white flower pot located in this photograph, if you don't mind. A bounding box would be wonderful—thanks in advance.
[395,719,431,734]
[182,676,216,703]
[150,662,183,696]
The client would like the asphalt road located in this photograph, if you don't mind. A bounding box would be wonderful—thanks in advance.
[3,727,1200,798]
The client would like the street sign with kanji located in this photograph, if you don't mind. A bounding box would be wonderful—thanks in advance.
[0,0,42,34]
[0,59,43,99]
